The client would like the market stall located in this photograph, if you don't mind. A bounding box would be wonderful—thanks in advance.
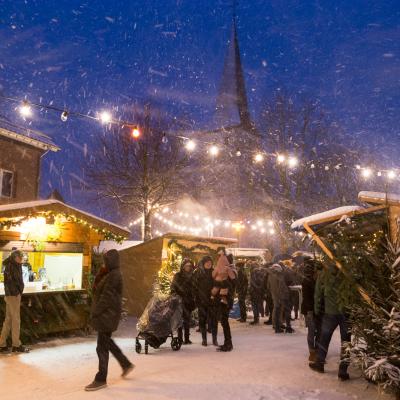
[118,232,237,317]
[0,199,130,342]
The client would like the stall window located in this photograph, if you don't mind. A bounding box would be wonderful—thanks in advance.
[0,169,14,198]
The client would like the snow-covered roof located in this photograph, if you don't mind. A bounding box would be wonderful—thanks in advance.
[97,240,142,253]
[0,121,59,152]
[0,199,130,237]
[358,191,400,206]
[291,206,363,230]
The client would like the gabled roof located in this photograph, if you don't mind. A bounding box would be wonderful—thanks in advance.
[0,120,60,152]
[0,199,130,238]
[358,191,400,207]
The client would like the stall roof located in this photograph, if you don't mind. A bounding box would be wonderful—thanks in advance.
[359,191,400,206]
[0,199,130,238]
[161,232,237,245]
[291,206,364,230]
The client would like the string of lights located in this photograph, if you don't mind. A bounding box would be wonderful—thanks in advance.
[1,94,399,181]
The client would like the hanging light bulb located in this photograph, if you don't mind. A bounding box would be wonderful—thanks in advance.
[99,111,112,124]
[162,133,168,144]
[185,140,196,151]
[60,111,68,122]
[254,153,264,163]
[362,168,372,179]
[287,156,298,168]
[19,101,32,118]
[236,149,242,157]
[277,154,286,163]
[209,145,219,156]
[387,170,396,180]
[131,126,140,139]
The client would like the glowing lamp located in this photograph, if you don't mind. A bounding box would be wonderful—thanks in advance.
[19,102,32,118]
[387,170,396,179]
[209,145,219,156]
[288,156,298,168]
[185,140,196,151]
[254,153,264,163]
[277,154,286,163]
[99,111,112,124]
[362,168,372,179]
[131,127,141,139]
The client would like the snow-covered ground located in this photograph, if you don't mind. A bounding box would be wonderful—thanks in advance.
[0,317,391,400]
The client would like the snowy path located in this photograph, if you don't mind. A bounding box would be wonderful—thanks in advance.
[0,317,390,400]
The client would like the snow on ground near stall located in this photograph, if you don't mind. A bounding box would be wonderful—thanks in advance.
[0,317,390,400]
[291,206,363,230]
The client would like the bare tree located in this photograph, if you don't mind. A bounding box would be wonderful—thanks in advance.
[85,105,190,241]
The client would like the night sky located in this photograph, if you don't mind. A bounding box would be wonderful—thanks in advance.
[0,0,399,224]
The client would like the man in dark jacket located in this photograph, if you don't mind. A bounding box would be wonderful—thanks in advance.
[192,255,217,346]
[170,258,195,345]
[85,249,134,392]
[301,258,321,361]
[236,262,248,323]
[249,263,265,325]
[0,250,29,353]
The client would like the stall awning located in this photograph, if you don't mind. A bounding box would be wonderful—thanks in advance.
[0,199,130,239]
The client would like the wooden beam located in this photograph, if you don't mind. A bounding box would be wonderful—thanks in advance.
[303,222,382,313]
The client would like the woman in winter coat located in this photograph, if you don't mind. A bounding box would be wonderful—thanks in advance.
[85,249,134,392]
[193,255,218,346]
[170,258,195,344]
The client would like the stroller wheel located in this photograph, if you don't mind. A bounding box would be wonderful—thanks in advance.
[171,337,182,351]
[135,341,142,354]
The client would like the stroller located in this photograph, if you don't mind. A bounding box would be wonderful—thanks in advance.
[135,293,183,354]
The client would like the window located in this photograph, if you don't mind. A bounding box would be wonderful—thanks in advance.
[0,169,14,198]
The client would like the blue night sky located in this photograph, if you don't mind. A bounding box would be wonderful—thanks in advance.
[0,0,399,221]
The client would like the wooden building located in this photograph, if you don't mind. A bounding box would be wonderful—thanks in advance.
[0,122,59,205]
[119,233,237,317]
[0,199,130,341]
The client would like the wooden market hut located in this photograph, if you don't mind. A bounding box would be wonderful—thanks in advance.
[119,233,237,317]
[0,199,130,341]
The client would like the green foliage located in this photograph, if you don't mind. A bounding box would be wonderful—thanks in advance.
[153,259,181,295]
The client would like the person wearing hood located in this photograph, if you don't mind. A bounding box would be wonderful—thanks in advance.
[193,255,218,346]
[85,249,134,392]
[249,262,266,325]
[0,250,29,354]
[267,263,294,333]
[170,258,196,345]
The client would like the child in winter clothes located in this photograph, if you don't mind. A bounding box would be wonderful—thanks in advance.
[211,253,236,304]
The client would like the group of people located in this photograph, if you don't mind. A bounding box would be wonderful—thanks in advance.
[170,251,238,352]
[0,247,353,392]
[236,253,300,334]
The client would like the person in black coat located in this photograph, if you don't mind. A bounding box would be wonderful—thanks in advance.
[85,249,134,392]
[0,250,29,353]
[193,255,218,346]
[249,263,266,325]
[301,258,322,362]
[170,258,195,344]
[235,262,248,322]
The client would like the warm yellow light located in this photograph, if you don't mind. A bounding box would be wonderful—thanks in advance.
[254,153,264,163]
[277,154,286,163]
[131,127,141,138]
[185,140,196,151]
[19,102,32,118]
[209,145,219,156]
[288,156,298,168]
[387,170,396,179]
[362,168,372,178]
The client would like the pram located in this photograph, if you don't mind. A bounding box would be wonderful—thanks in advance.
[135,293,183,354]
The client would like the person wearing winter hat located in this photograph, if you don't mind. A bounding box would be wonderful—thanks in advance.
[170,258,196,344]
[85,249,134,391]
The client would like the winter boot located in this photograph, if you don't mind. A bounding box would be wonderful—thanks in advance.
[85,381,107,391]
[338,362,350,381]
[212,336,218,346]
[309,361,324,373]
[12,345,30,353]
[285,326,295,334]
[308,350,317,362]
[217,342,233,352]
[183,332,192,345]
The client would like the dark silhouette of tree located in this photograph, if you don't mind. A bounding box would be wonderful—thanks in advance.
[85,105,190,241]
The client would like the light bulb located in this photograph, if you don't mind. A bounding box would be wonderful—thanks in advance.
[19,102,32,118]
[185,140,196,151]
[131,127,140,139]
[61,111,68,122]
[99,111,112,124]
[209,145,219,156]
[254,153,264,163]
[387,170,396,180]
[288,156,298,168]
[277,154,285,163]
[362,168,372,179]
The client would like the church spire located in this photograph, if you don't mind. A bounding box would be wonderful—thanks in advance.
[215,2,252,130]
